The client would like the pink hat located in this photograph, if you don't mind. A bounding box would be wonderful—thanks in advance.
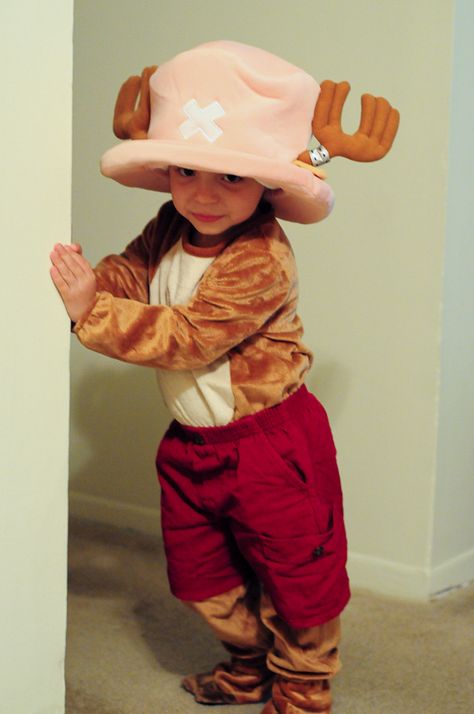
[100,41,334,224]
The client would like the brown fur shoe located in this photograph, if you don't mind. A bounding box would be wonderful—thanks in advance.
[260,677,332,713]
[182,652,274,705]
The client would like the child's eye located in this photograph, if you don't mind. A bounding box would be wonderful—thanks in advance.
[223,174,242,184]
[177,167,195,177]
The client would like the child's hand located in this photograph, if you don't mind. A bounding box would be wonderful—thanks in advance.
[49,243,97,323]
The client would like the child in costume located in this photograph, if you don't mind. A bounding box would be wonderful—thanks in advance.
[50,41,399,713]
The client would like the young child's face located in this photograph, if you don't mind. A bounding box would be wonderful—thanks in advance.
[169,167,265,243]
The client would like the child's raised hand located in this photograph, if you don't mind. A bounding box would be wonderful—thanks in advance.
[50,243,97,323]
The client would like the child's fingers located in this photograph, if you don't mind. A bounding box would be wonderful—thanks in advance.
[51,244,91,279]
[60,249,88,275]
[50,249,76,285]
[52,243,85,263]
[50,265,71,295]
[57,242,83,255]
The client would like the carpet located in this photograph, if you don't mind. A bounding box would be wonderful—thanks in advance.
[66,519,474,713]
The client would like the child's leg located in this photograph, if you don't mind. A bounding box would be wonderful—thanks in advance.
[157,423,275,704]
[182,581,274,704]
[260,592,340,713]
[156,388,350,710]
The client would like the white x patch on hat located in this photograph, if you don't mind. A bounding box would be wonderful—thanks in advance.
[179,99,225,143]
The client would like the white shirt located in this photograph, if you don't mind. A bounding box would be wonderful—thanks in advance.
[149,236,235,427]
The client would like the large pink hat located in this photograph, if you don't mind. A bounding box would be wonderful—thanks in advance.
[100,41,335,224]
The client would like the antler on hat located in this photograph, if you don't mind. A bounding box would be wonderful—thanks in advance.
[296,80,399,169]
[101,41,399,224]
[113,65,157,140]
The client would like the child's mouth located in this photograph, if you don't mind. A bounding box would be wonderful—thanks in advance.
[192,213,223,223]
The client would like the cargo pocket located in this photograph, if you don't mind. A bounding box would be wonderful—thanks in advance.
[258,504,350,628]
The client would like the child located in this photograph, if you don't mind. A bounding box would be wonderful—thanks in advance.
[50,41,398,713]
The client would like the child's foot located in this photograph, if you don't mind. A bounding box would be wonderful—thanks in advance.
[259,677,332,713]
[182,652,273,705]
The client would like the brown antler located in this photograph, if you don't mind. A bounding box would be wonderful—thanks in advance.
[113,65,158,140]
[298,80,400,165]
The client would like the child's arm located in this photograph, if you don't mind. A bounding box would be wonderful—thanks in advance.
[49,205,176,322]
[92,222,154,302]
[50,243,97,323]
[83,204,175,302]
[72,232,295,371]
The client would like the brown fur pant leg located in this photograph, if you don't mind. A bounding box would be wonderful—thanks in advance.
[260,679,332,713]
[260,592,341,713]
[182,586,341,710]
[182,582,274,704]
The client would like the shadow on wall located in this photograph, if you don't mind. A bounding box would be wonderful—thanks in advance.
[69,361,170,507]
[306,360,352,423]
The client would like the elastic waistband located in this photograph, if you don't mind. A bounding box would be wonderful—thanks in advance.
[170,385,315,445]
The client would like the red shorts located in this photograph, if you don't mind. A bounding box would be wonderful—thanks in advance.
[156,385,350,628]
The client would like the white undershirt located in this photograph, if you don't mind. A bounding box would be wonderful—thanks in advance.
[149,237,235,427]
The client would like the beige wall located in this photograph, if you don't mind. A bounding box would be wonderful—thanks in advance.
[1,0,72,711]
[70,0,473,598]
[431,0,474,588]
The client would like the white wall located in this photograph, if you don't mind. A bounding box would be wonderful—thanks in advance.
[70,0,473,599]
[431,0,474,589]
[0,1,72,712]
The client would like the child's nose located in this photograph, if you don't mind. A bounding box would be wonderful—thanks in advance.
[194,177,219,203]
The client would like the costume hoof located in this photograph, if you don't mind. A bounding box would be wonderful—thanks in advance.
[182,659,274,705]
[182,672,238,704]
[261,677,332,713]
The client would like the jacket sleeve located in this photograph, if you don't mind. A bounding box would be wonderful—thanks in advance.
[92,218,156,303]
[73,236,294,371]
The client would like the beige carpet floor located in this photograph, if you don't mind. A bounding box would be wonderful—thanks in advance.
[66,519,474,714]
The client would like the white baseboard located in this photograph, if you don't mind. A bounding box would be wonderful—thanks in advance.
[348,547,474,601]
[70,490,474,601]
[69,490,162,538]
[347,552,431,600]
[429,547,474,596]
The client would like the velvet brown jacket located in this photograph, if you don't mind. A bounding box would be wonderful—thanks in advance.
[74,201,313,422]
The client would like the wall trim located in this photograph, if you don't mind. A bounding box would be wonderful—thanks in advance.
[347,552,431,600]
[429,547,474,596]
[348,548,474,601]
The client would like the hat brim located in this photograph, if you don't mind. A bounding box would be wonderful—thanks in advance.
[100,140,334,224]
